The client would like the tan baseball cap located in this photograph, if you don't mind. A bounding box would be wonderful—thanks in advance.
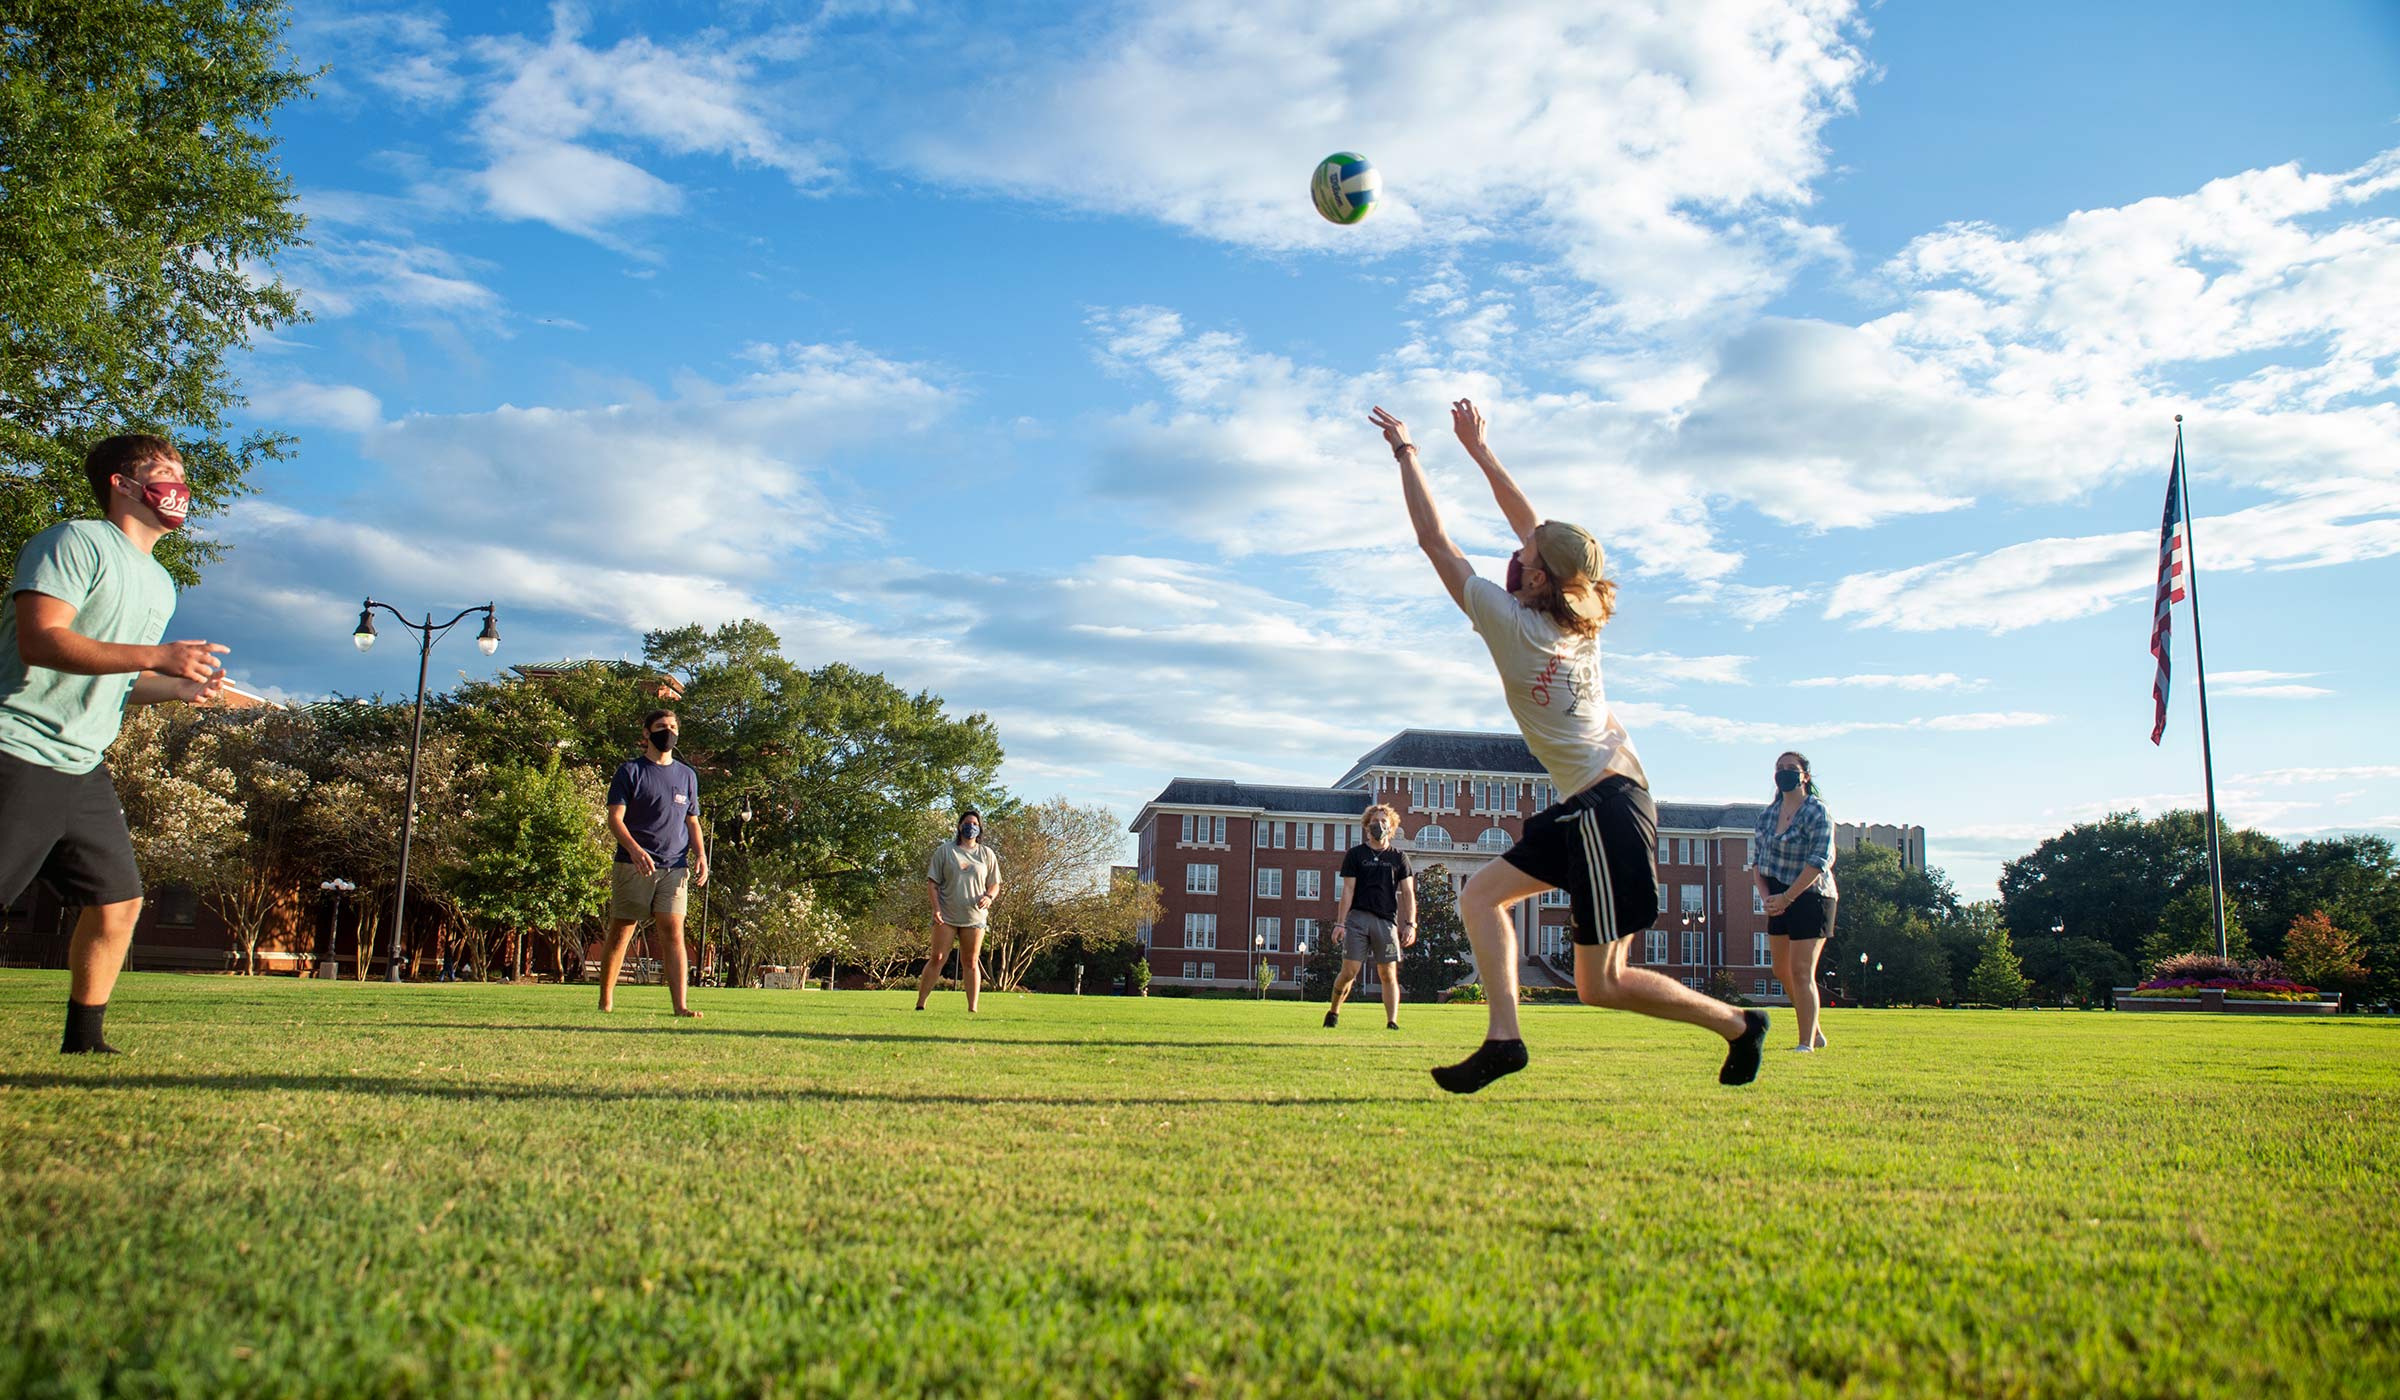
[1533,520,1603,583]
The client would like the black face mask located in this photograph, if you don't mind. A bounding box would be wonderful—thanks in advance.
[958,821,980,842]
[650,729,676,753]
[1775,769,1802,793]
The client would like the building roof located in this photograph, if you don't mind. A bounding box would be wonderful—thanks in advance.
[1658,801,1769,832]
[1131,779,1370,832]
[1332,729,1550,787]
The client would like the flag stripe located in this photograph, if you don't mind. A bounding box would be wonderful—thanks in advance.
[2150,443,2186,745]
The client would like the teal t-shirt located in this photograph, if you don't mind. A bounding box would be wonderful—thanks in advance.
[0,521,178,774]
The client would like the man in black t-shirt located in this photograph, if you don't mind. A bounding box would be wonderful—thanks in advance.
[1325,803,1415,1030]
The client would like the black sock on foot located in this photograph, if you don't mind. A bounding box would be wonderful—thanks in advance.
[1719,1008,1769,1086]
[1387,1019,1400,1030]
[1323,1010,1338,1028]
[61,999,116,1055]
[1430,1038,1527,1094]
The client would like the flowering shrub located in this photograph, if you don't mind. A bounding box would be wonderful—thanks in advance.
[2137,952,2316,998]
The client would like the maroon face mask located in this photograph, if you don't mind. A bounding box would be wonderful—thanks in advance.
[133,478,190,530]
[1505,553,1525,593]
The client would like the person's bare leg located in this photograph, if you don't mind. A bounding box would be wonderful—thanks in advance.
[1329,960,1362,1016]
[957,926,985,1013]
[1378,961,1401,1027]
[596,919,639,1011]
[916,923,957,1009]
[68,898,143,1006]
[1790,937,1826,1048]
[1576,938,1750,1037]
[1430,860,1544,1094]
[1770,935,1802,1046]
[656,911,699,1017]
[1460,859,1537,1041]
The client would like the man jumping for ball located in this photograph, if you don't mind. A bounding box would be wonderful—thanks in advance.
[0,436,228,1054]
[1325,802,1414,1030]
[1368,399,1769,1093]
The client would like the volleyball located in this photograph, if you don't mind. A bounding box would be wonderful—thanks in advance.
[1311,152,1380,225]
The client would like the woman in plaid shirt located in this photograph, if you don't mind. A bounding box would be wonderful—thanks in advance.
[1752,751,1836,1053]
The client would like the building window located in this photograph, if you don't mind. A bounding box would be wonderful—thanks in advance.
[1754,931,1770,966]
[1657,838,1671,866]
[1681,884,1705,914]
[1201,961,1217,981]
[1183,961,1199,981]
[1478,828,1510,852]
[1417,826,1453,848]
[1295,918,1318,951]
[1185,913,1217,949]
[1180,813,1194,844]
[1296,869,1320,900]
[1771,979,1784,995]
[154,885,201,928]
[1186,864,1218,895]
[1753,888,1766,915]
[1744,838,1757,871]
[1657,884,1668,914]
[1755,978,1769,995]
[1257,917,1282,951]
[1681,930,1703,964]
[1256,820,1270,849]
[1645,929,1668,965]
[1258,868,1282,898]
[1331,873,1343,903]
[1684,975,1702,990]
[1540,889,1569,908]
[1211,816,1226,844]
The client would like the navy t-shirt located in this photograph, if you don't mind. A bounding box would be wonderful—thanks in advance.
[606,757,701,866]
[1340,844,1412,921]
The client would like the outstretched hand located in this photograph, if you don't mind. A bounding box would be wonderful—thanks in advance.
[1368,406,1413,455]
[1451,398,1488,454]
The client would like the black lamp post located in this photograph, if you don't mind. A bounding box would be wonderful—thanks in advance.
[351,599,498,982]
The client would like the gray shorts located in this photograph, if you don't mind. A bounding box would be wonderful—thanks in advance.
[1343,910,1400,965]
[610,863,689,922]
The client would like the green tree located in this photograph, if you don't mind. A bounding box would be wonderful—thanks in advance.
[2,0,312,581]
[643,621,1004,917]
[1963,931,2030,1006]
[204,709,318,973]
[1398,862,1474,1002]
[108,704,245,916]
[2141,884,2251,968]
[449,755,610,981]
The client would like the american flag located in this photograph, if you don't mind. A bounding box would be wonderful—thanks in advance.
[2149,436,2189,745]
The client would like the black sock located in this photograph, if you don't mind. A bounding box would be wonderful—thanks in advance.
[1430,1038,1527,1095]
[1719,1008,1769,1086]
[1323,1009,1338,1027]
[61,999,116,1055]
[1387,1018,1400,1030]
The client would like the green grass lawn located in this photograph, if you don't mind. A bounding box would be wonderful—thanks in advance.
[2,974,2396,1398]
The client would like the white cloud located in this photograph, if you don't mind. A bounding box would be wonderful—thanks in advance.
[1611,651,1754,689]
[292,9,465,109]
[453,7,833,242]
[1668,582,1808,625]
[1613,702,2050,745]
[901,0,1870,326]
[2244,765,2400,786]
[247,381,385,434]
[1791,672,1980,692]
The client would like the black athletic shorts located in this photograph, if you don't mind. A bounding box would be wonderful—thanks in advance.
[0,750,145,908]
[1501,774,1658,946]
[1764,873,1836,941]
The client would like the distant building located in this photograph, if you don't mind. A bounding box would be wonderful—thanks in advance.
[1837,821,1926,871]
[1129,729,1927,1004]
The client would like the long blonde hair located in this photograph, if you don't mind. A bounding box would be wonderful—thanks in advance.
[1525,569,1615,638]
[1362,803,1399,840]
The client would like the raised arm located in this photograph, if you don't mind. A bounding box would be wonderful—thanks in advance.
[1369,407,1473,609]
[1451,399,1538,546]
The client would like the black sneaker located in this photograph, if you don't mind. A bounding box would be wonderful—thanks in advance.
[1323,1010,1338,1028]
[1430,1038,1528,1094]
[1719,1009,1769,1086]
[1386,1020,1400,1030]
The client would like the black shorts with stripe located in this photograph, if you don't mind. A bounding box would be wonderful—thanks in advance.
[1501,775,1658,946]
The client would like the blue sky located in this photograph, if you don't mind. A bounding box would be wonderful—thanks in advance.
[188,0,2400,896]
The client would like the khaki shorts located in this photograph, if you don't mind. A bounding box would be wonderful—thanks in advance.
[1343,910,1401,965]
[610,863,689,922]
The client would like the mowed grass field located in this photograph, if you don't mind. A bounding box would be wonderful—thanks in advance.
[2,974,2395,1399]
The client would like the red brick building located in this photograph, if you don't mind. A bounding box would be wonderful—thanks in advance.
[1130,729,1826,1002]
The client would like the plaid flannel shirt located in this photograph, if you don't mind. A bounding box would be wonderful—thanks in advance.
[1751,796,1836,898]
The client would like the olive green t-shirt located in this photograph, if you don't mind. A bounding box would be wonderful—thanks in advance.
[0,521,177,774]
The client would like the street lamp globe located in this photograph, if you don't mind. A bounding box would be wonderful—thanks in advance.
[352,605,377,652]
[475,610,501,656]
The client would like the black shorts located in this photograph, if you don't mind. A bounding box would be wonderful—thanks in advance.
[0,750,145,908]
[1501,775,1658,946]
[1764,874,1836,941]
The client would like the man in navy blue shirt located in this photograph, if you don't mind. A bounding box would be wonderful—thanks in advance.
[596,708,709,1016]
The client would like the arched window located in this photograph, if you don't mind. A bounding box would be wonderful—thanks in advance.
[1416,825,1454,848]
[1477,827,1510,852]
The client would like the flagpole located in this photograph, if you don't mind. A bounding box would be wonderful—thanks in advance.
[2174,415,2230,958]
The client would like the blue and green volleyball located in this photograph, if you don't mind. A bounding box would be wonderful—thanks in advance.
[1310,152,1380,225]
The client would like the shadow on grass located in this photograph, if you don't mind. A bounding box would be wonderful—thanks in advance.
[368,1020,1328,1052]
[0,1070,1397,1110]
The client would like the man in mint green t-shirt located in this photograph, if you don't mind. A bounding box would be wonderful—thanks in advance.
[0,435,230,1054]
